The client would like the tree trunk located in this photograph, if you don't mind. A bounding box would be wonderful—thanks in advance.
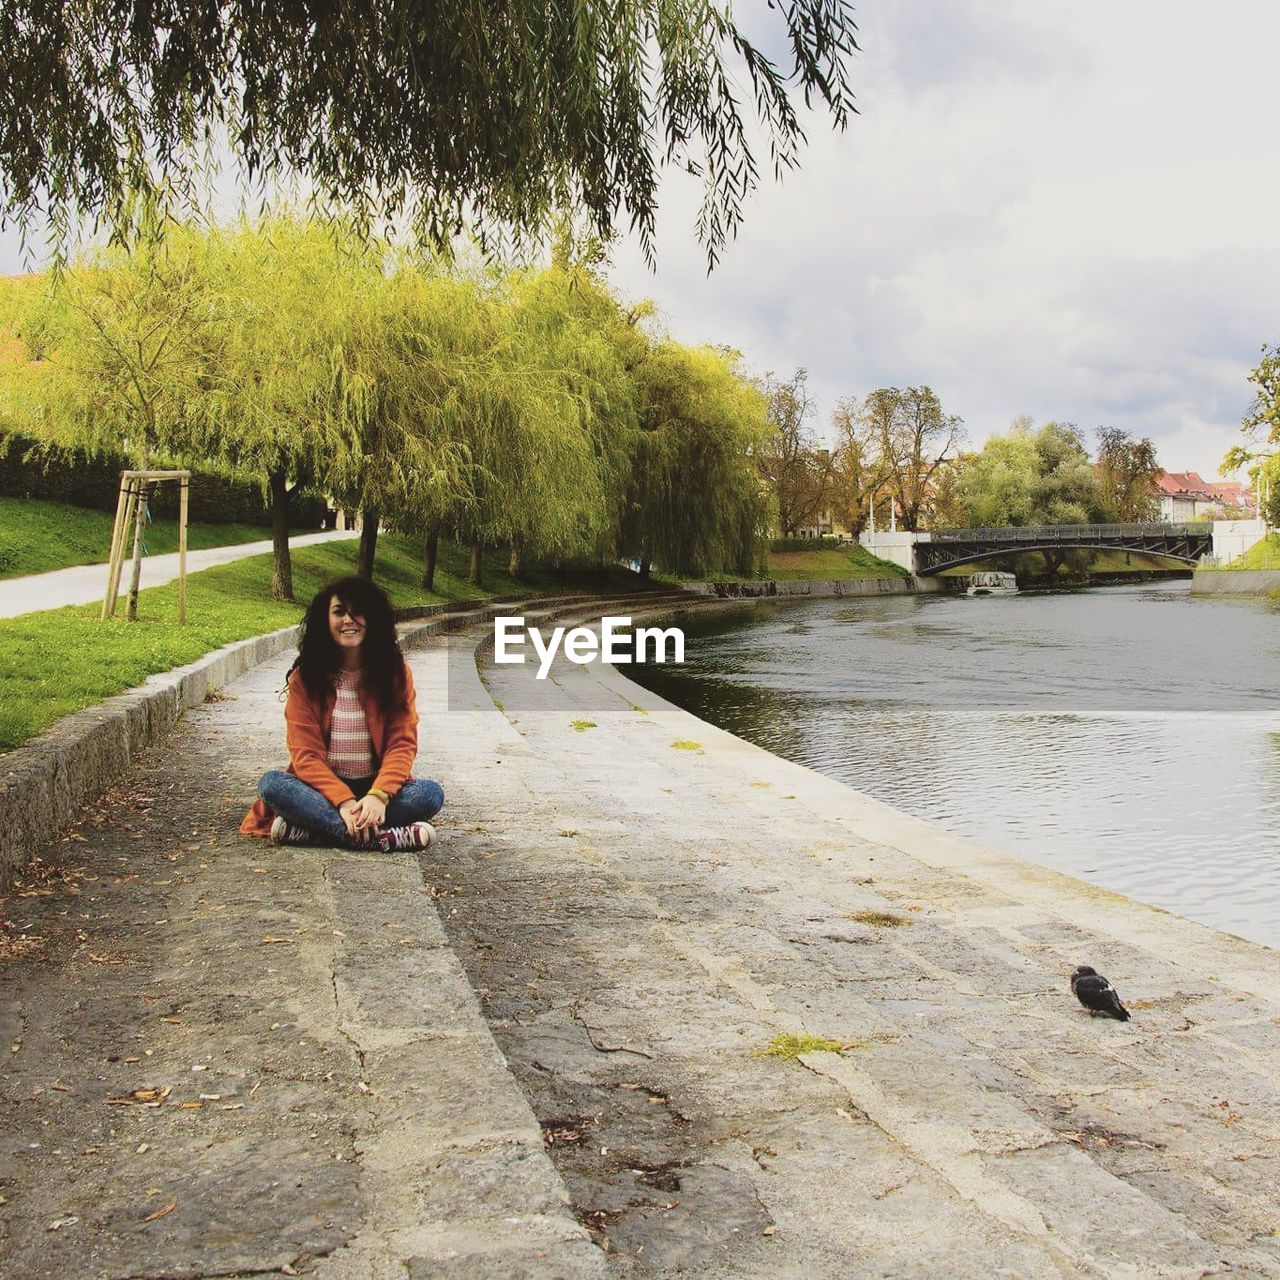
[268,467,293,601]
[508,539,524,580]
[125,481,149,621]
[357,506,381,579]
[421,526,440,591]
[469,540,483,587]
[639,555,651,580]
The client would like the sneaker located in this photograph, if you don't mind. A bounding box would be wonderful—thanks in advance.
[377,821,436,852]
[270,816,315,846]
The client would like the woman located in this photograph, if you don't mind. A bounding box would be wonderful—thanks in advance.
[240,576,444,850]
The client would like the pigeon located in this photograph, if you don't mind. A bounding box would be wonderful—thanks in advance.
[1070,966,1130,1021]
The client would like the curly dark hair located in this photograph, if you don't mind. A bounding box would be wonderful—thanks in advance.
[288,577,407,716]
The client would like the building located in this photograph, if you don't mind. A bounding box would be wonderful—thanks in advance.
[1154,471,1256,521]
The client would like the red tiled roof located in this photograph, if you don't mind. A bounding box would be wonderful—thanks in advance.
[1155,471,1255,509]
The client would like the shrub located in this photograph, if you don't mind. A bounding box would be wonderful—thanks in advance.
[0,431,325,526]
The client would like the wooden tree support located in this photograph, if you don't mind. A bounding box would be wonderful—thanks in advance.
[101,470,192,623]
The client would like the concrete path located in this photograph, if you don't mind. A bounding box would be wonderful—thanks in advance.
[437,607,1280,1277]
[0,529,359,618]
[3,600,1280,1277]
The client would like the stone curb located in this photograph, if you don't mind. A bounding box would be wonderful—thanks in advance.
[0,622,304,882]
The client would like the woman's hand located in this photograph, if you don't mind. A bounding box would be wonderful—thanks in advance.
[338,798,375,846]
[346,793,387,836]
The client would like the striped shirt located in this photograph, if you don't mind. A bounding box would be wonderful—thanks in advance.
[327,670,375,779]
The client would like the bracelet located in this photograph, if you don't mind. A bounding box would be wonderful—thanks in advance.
[367,788,390,805]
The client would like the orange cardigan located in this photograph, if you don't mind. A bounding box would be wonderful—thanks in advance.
[240,665,419,837]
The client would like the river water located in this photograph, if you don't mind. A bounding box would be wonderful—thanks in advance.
[629,581,1280,950]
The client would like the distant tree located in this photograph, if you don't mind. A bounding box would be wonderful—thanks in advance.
[1096,426,1160,521]
[757,370,837,536]
[0,2,859,268]
[1224,342,1280,527]
[626,341,770,577]
[860,386,964,531]
[924,455,973,529]
[828,395,892,536]
[957,418,1103,527]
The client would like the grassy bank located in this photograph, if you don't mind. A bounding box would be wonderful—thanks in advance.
[0,497,280,579]
[0,534,622,752]
[666,542,909,584]
[1199,532,1280,571]
[764,543,910,580]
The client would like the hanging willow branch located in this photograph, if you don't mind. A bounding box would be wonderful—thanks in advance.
[0,1,858,267]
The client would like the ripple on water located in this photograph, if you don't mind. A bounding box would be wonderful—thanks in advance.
[631,583,1280,949]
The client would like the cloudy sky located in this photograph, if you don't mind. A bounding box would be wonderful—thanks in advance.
[605,0,1280,478]
[2,1,1275,478]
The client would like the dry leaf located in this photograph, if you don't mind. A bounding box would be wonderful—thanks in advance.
[141,1195,177,1223]
[108,1086,171,1107]
[260,936,293,945]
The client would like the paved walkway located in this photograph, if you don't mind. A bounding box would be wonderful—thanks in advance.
[3,600,1280,1277]
[0,529,359,618]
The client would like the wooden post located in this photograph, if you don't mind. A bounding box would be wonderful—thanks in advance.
[125,480,149,622]
[178,475,189,625]
[101,475,131,620]
[105,478,139,619]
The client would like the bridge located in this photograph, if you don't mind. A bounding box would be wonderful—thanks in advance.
[864,522,1217,576]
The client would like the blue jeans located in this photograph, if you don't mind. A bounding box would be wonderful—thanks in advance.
[258,771,444,847]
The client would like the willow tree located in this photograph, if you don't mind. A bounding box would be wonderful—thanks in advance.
[1,4,858,267]
[622,340,770,577]
[504,260,643,574]
[322,263,488,583]
[443,276,610,588]
[193,218,379,599]
[6,228,219,468]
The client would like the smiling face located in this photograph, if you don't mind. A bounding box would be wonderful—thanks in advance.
[328,595,366,665]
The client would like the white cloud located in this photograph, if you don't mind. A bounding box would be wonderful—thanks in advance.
[604,0,1280,477]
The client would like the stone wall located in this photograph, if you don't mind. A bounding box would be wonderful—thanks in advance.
[682,577,942,599]
[1190,569,1280,596]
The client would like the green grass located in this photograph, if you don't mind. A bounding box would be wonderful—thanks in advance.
[1200,532,1280,571]
[844,909,911,928]
[764,543,910,580]
[659,542,909,584]
[0,534,611,752]
[757,1033,848,1059]
[0,497,278,579]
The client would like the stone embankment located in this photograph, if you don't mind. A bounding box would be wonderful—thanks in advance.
[683,576,941,599]
[1191,568,1280,596]
[3,594,1280,1278]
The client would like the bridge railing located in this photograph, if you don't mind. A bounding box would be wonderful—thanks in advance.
[928,522,1212,543]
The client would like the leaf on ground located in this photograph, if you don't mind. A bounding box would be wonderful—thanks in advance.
[141,1195,177,1223]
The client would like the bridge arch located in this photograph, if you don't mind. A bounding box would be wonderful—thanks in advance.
[918,543,1201,575]
[911,523,1213,576]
